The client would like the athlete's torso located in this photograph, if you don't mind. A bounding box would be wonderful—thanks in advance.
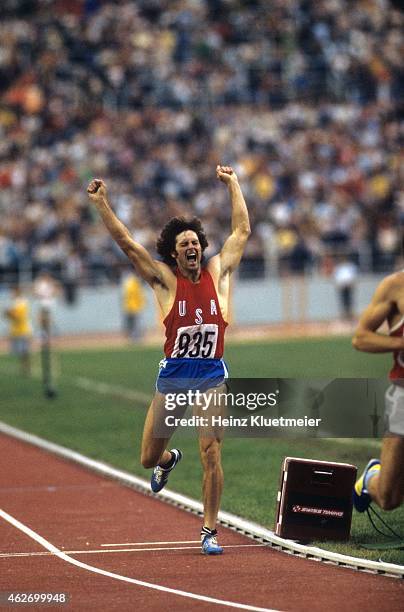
[163,268,228,359]
[388,271,404,382]
[389,316,404,382]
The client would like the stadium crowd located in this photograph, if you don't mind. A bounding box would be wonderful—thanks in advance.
[0,0,403,287]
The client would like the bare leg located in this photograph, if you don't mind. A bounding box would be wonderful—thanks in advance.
[140,392,174,469]
[367,435,404,510]
[195,384,226,530]
[199,435,224,529]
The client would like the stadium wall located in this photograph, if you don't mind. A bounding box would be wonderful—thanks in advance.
[0,275,384,337]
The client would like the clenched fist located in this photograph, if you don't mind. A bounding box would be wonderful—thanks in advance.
[87,179,107,202]
[216,165,238,185]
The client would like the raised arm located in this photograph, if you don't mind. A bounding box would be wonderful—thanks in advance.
[352,275,404,353]
[87,179,169,288]
[214,165,250,276]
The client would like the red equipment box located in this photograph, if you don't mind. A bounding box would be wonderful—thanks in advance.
[275,457,357,541]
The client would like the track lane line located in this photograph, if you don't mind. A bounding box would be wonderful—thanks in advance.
[100,540,200,546]
[0,508,277,612]
[0,544,266,558]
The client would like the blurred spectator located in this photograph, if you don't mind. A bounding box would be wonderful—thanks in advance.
[0,0,402,285]
[333,255,358,321]
[2,286,32,376]
[34,270,62,335]
[121,270,146,341]
[61,247,83,305]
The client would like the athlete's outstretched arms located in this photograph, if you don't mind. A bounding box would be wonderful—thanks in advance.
[352,273,404,353]
[214,165,250,276]
[87,179,170,288]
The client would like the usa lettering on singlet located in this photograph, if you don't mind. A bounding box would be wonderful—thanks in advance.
[389,316,404,381]
[163,269,228,359]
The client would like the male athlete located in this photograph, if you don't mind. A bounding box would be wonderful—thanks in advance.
[352,270,404,512]
[87,166,250,554]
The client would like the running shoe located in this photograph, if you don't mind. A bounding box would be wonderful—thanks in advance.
[150,449,182,493]
[201,529,223,555]
[352,458,381,512]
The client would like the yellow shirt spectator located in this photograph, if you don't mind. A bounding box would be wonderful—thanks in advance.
[122,274,146,341]
[123,276,145,314]
[7,297,32,338]
[3,289,32,376]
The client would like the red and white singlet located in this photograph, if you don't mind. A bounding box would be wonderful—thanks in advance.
[389,316,404,382]
[163,268,228,359]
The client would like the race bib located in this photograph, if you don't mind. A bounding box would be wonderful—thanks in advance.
[171,324,218,358]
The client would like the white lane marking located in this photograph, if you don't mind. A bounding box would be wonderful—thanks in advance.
[101,540,201,546]
[75,376,151,405]
[0,364,150,406]
[0,509,276,612]
[0,544,266,558]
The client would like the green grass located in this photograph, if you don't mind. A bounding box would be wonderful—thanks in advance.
[1,337,403,565]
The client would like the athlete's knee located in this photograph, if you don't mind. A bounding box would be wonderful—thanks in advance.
[200,438,221,469]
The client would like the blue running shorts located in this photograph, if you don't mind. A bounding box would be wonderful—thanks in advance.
[156,357,229,394]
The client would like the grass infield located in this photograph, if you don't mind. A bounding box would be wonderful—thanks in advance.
[1,337,403,565]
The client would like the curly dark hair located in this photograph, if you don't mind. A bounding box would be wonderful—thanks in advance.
[156,216,209,267]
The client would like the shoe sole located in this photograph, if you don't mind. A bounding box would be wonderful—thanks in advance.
[202,548,223,555]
